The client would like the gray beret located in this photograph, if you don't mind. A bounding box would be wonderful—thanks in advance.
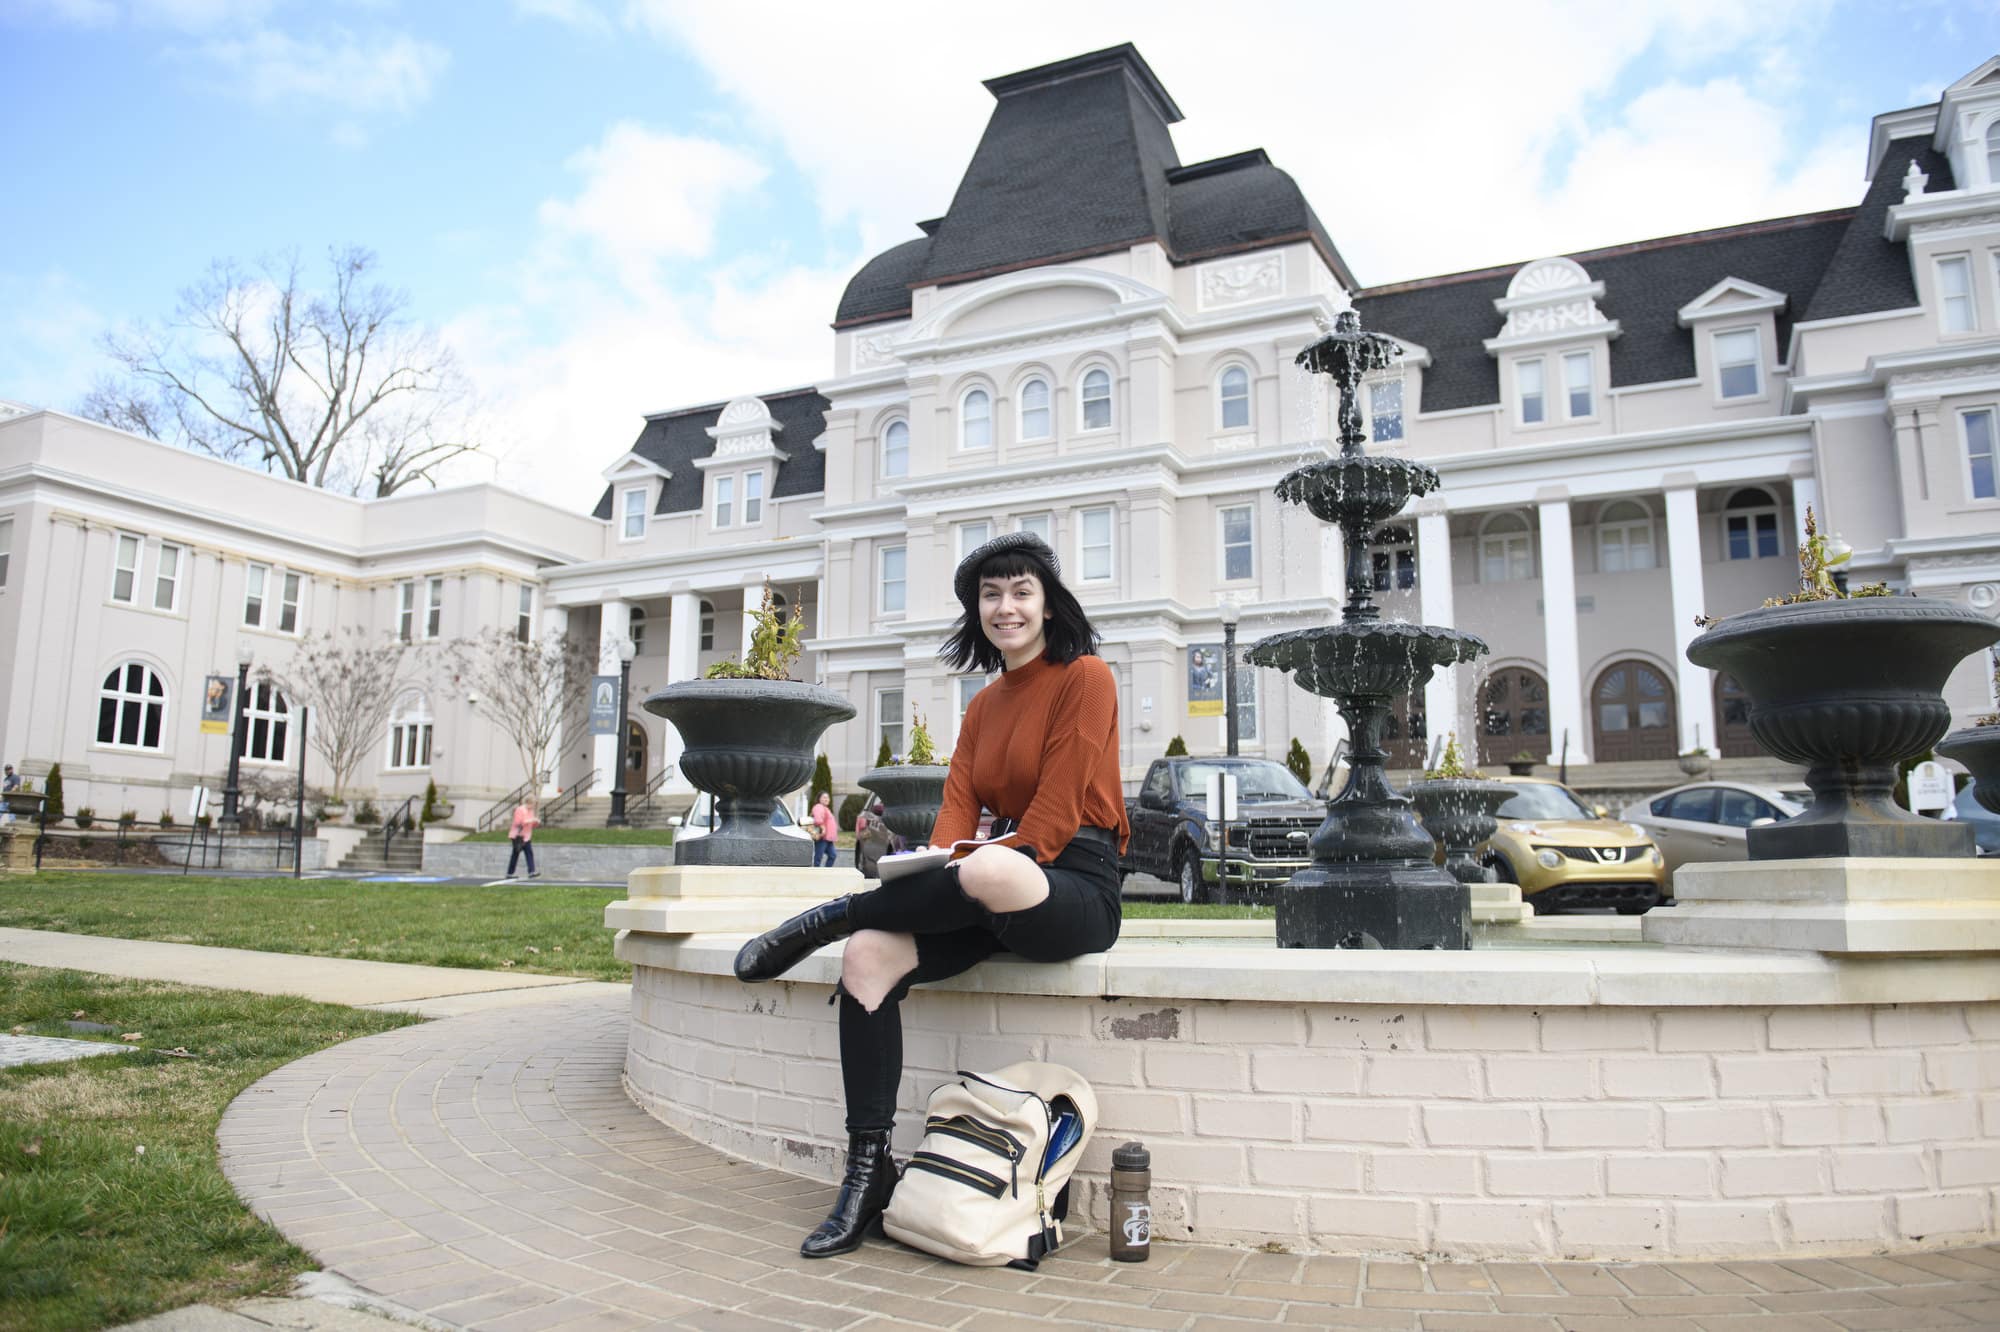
[953,532,1062,612]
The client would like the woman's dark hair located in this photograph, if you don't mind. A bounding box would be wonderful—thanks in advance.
[940,545,1100,673]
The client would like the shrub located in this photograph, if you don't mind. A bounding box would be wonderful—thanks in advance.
[875,736,893,768]
[907,708,941,765]
[158,810,176,828]
[73,807,96,829]
[704,581,805,681]
[1285,738,1313,788]
[838,792,865,833]
[195,814,212,831]
[354,800,381,825]
[811,754,833,803]
[422,779,440,824]
[118,810,138,828]
[43,763,64,824]
[1164,735,1188,757]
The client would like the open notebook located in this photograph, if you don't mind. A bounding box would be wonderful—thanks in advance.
[876,831,1018,881]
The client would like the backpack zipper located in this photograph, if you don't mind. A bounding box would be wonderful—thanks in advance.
[924,1115,1025,1197]
[907,1150,1007,1199]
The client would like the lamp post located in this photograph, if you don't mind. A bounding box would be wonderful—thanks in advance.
[606,635,637,827]
[1826,531,1853,595]
[1220,596,1240,758]
[220,639,254,830]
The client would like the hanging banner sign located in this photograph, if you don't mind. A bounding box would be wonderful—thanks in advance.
[199,675,235,734]
[586,675,621,735]
[1187,644,1224,717]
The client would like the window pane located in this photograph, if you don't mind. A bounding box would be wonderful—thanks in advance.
[1716,329,1760,398]
[1370,380,1403,442]
[280,573,300,632]
[744,471,763,523]
[883,420,909,476]
[959,522,990,560]
[1017,513,1051,542]
[1727,516,1750,560]
[244,565,265,626]
[1220,367,1249,430]
[1601,529,1625,572]
[1754,512,1779,558]
[715,476,733,526]
[1628,525,1653,570]
[1969,410,1998,500]
[1518,360,1544,424]
[1082,370,1111,430]
[882,547,906,612]
[1940,256,1974,332]
[1081,508,1112,579]
[1564,353,1592,417]
[962,390,991,448]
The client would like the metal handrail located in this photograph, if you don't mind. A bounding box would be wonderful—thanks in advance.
[383,795,418,860]
[477,773,547,833]
[538,771,596,827]
[626,765,674,818]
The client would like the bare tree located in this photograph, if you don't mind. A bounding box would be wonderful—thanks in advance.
[447,627,595,794]
[262,629,411,800]
[82,246,479,496]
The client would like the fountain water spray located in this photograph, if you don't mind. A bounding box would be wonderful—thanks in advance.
[1246,310,1489,949]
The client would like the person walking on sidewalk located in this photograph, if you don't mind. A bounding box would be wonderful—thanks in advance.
[733,532,1127,1258]
[507,798,541,878]
[809,791,840,868]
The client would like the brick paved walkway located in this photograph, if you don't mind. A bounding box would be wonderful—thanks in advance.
[219,991,2000,1330]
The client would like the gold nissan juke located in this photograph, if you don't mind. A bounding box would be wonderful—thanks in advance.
[1479,776,1668,914]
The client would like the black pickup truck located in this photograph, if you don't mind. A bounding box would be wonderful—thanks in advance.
[1122,756,1324,903]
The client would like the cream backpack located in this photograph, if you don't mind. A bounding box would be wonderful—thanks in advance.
[881,1061,1096,1268]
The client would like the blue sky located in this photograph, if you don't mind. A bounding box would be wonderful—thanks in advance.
[2,0,1995,510]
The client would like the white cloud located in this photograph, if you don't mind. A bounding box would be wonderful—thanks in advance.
[0,270,108,413]
[186,26,448,114]
[536,124,769,288]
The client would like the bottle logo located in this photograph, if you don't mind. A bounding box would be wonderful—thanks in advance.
[1121,1203,1152,1246]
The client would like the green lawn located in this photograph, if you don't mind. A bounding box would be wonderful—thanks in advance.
[0,875,628,982]
[1122,901,1274,919]
[0,964,419,1330]
[458,826,676,845]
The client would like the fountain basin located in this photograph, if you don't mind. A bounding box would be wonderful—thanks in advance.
[1276,455,1442,528]
[615,923,2000,1261]
[1248,622,1487,698]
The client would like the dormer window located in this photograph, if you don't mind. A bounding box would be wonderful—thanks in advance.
[1563,352,1593,419]
[1080,368,1112,431]
[1715,329,1761,398]
[1517,360,1546,425]
[1369,380,1404,442]
[620,487,647,540]
[960,388,992,449]
[714,475,734,528]
[1218,366,1250,430]
[743,471,765,524]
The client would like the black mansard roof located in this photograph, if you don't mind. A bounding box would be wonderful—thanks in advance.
[834,45,1356,327]
[590,388,829,521]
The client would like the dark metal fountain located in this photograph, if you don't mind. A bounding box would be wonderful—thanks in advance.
[1246,311,1489,949]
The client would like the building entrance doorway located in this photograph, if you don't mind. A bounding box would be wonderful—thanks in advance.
[1477,667,1551,767]
[624,720,648,793]
[1592,660,1677,763]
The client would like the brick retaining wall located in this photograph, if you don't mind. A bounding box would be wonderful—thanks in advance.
[620,954,2000,1261]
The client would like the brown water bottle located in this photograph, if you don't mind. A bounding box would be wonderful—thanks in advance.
[1109,1141,1152,1262]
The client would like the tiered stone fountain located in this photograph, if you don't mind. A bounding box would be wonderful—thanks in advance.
[1247,311,1488,949]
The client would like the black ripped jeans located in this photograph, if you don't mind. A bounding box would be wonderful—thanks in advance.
[837,833,1121,1132]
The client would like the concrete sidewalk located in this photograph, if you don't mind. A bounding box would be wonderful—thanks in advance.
[0,927,628,1017]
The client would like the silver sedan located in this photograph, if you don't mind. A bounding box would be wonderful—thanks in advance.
[1621,781,1808,872]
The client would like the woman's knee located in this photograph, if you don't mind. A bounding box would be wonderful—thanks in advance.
[840,929,916,1008]
[957,844,1049,914]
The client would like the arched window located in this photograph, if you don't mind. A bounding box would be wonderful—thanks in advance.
[1592,660,1677,763]
[1218,365,1251,430]
[1724,487,1781,561]
[1987,120,2000,185]
[1019,378,1051,440]
[960,389,992,449]
[1080,368,1112,431]
[699,599,715,652]
[1596,499,1655,573]
[240,682,291,764]
[882,419,909,477]
[387,691,433,770]
[1480,513,1535,582]
[628,606,647,655]
[97,662,166,750]
[1370,524,1417,592]
[1477,667,1551,767]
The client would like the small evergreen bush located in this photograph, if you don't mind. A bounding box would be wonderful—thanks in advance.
[73,807,96,829]
[354,800,381,825]
[1164,735,1188,757]
[875,736,894,768]
[1285,738,1313,788]
[811,754,833,803]
[43,763,64,824]
[838,792,865,832]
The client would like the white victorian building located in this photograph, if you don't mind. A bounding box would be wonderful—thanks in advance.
[5,45,2000,823]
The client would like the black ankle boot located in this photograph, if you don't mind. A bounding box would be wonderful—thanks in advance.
[734,896,855,982]
[802,1129,897,1258]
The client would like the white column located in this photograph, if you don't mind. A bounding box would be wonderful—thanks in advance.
[1664,485,1717,757]
[1416,505,1458,761]
[661,591,700,792]
[1792,474,1820,551]
[739,583,761,661]
[1537,495,1588,765]
[594,599,631,793]
[539,605,569,796]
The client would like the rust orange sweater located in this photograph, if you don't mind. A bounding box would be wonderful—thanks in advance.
[929,654,1130,865]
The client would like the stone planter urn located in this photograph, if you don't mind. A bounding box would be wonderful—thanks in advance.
[1936,725,2000,817]
[857,765,950,846]
[646,679,856,867]
[1687,598,2000,858]
[1407,778,1514,883]
[321,802,347,824]
[3,790,44,819]
[1505,756,1537,777]
[1677,751,1714,778]
[430,800,455,823]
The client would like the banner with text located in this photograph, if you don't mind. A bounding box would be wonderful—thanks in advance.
[586,675,621,735]
[199,675,235,735]
[1187,644,1224,717]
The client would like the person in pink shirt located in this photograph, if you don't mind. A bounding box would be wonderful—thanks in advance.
[810,791,839,868]
[507,798,541,878]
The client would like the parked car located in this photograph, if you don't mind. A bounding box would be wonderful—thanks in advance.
[1941,784,2000,855]
[1622,780,1810,872]
[1480,777,1667,914]
[672,792,813,845]
[1122,756,1321,903]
